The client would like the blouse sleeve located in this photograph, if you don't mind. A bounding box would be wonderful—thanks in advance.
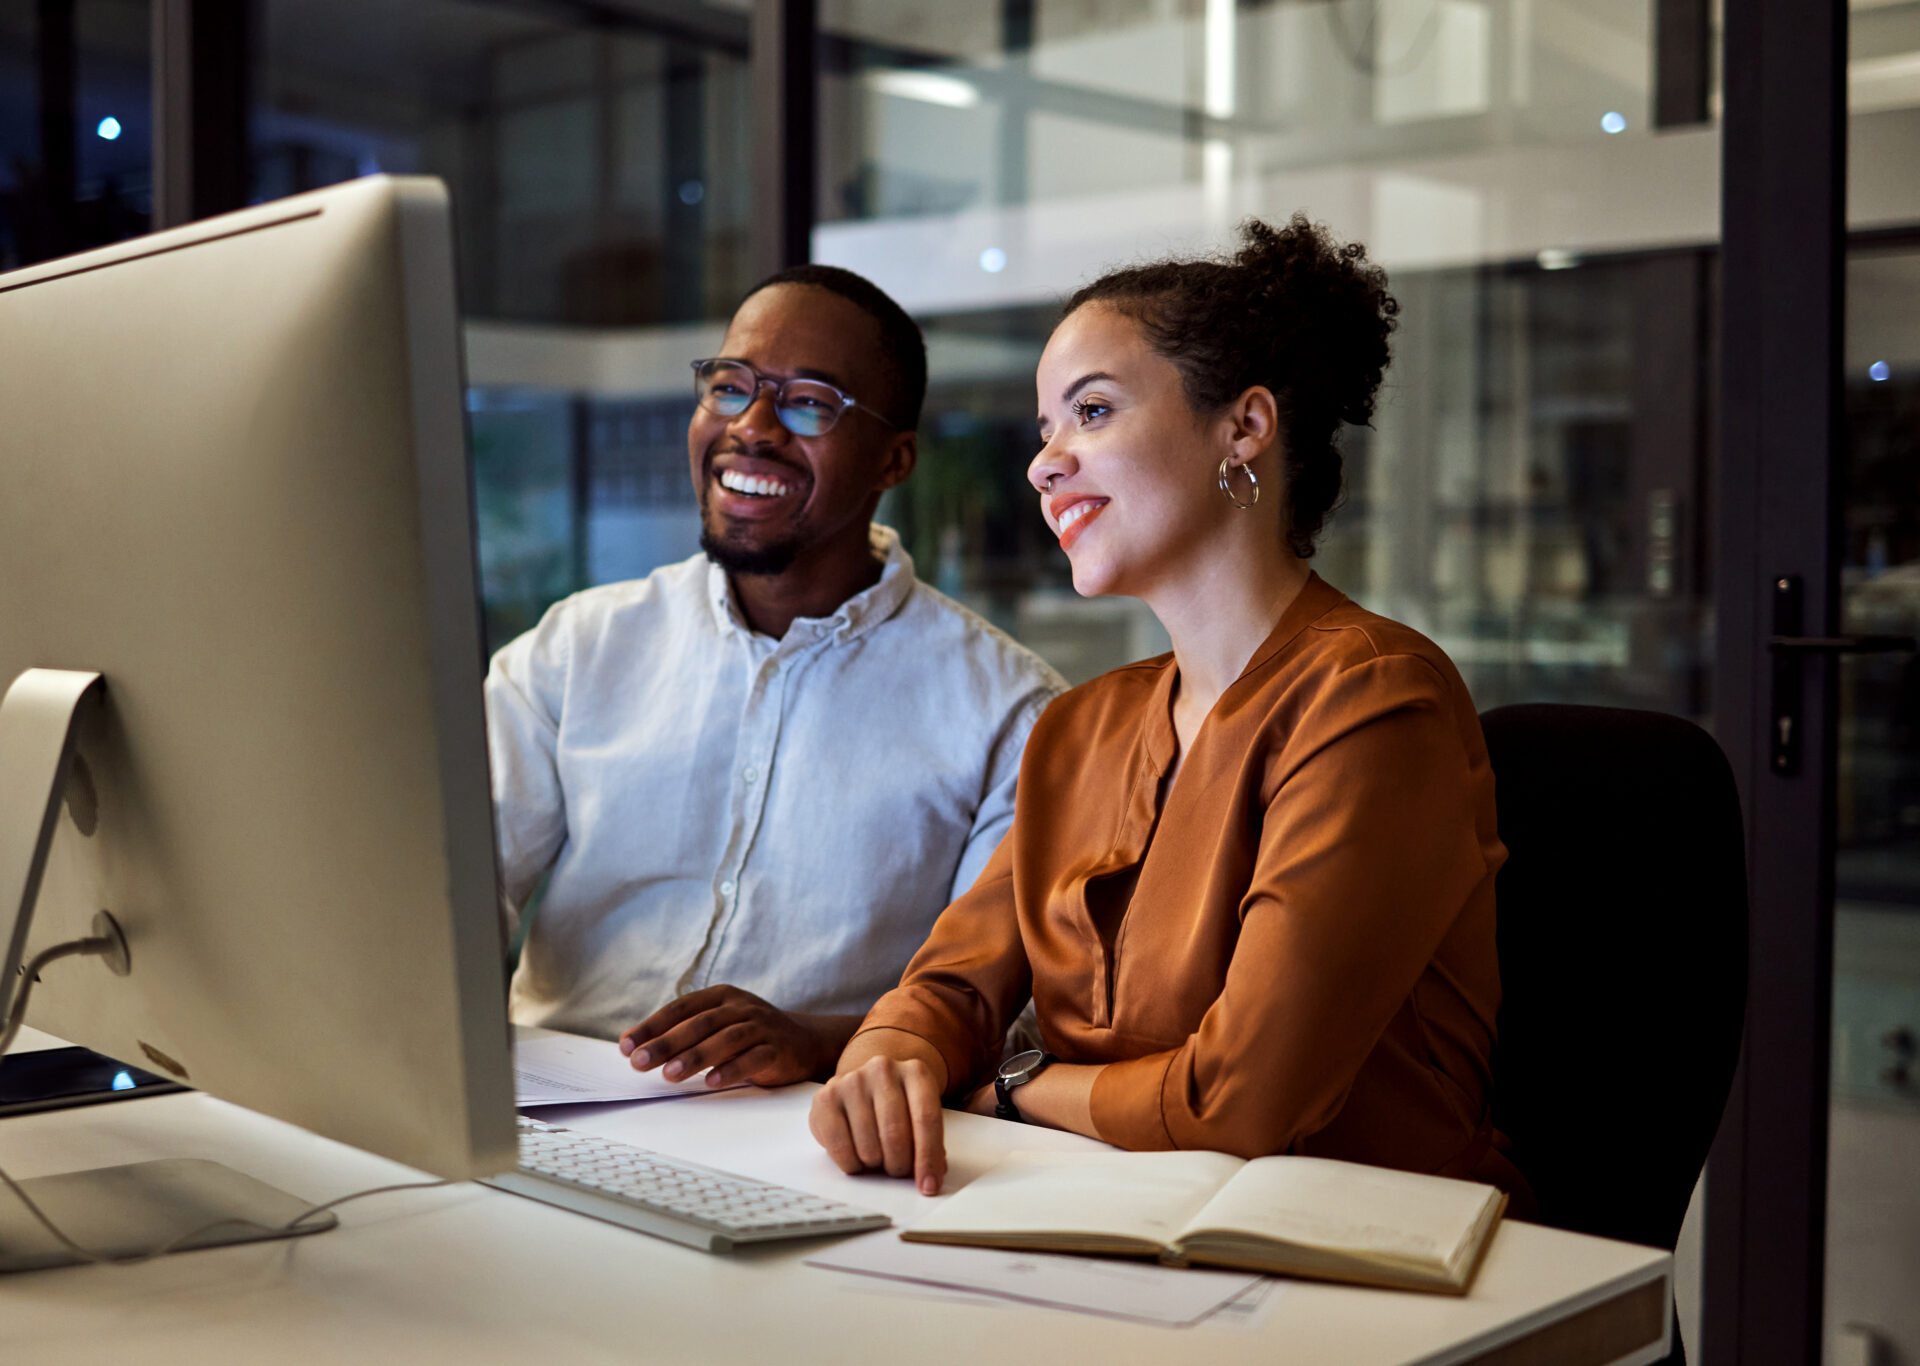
[850,831,1031,1097]
[1088,653,1495,1157]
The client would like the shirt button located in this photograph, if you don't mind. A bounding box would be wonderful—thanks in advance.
[742,766,757,784]
[719,880,735,897]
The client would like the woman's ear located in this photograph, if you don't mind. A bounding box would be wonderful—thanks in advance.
[1225,385,1280,468]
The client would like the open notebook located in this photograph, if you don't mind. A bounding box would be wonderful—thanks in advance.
[903,1150,1508,1295]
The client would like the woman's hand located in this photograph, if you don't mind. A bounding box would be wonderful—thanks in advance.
[809,1037,949,1195]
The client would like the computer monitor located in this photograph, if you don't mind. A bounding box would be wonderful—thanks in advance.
[0,177,516,1255]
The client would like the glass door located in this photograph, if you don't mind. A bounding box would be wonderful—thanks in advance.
[1825,243,1920,1364]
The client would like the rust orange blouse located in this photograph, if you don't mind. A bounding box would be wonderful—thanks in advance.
[857,574,1531,1204]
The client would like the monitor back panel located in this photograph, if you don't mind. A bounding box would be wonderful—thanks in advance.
[0,177,515,1179]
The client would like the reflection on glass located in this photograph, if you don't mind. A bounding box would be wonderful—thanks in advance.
[816,0,1719,704]
[0,0,151,271]
[254,0,752,325]
[1829,236,1920,1366]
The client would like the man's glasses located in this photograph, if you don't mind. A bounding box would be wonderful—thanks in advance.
[690,358,896,438]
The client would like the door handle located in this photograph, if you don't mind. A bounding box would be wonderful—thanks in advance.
[1768,575,1918,776]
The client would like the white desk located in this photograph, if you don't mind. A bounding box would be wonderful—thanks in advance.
[2,1028,1670,1366]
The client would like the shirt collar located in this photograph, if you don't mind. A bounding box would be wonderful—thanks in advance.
[706,524,918,645]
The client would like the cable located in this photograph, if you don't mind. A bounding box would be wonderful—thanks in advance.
[0,1160,453,1268]
[0,931,121,1058]
[1,926,455,1266]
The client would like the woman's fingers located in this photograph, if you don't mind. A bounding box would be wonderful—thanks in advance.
[869,1074,916,1178]
[905,1067,947,1195]
[809,1086,862,1174]
[808,1057,947,1191]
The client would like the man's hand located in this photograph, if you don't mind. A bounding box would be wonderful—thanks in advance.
[618,986,853,1088]
[810,1052,948,1196]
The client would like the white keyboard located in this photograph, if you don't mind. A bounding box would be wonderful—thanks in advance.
[484,1116,891,1253]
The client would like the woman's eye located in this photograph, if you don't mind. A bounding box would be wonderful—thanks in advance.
[1073,399,1109,424]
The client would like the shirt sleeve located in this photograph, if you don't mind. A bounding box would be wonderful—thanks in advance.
[1089,653,1493,1157]
[855,832,1032,1097]
[947,684,1059,903]
[484,601,576,934]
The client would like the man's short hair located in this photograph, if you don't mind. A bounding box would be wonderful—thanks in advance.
[741,264,927,432]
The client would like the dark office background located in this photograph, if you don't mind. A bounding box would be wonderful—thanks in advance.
[4,3,1919,1362]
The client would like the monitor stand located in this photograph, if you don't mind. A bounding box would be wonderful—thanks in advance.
[0,668,337,1271]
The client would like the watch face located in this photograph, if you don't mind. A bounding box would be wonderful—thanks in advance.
[997,1048,1047,1083]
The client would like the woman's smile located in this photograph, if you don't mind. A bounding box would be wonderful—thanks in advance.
[1050,493,1111,550]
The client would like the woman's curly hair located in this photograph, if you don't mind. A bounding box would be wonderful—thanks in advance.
[1064,214,1397,558]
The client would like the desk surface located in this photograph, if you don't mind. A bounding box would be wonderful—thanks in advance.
[2,1028,1669,1366]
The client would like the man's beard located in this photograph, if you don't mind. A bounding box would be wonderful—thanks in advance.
[696,444,812,575]
[700,523,802,576]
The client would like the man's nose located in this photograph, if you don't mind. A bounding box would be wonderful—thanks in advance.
[729,383,789,445]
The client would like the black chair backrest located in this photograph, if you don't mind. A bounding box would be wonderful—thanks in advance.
[1481,703,1747,1252]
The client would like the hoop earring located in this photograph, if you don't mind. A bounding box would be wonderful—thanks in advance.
[1217,457,1259,510]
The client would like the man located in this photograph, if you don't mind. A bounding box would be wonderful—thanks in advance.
[485,264,1064,1090]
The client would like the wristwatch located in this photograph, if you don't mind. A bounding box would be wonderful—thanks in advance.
[993,1049,1057,1122]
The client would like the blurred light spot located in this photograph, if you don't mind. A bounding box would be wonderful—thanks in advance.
[1601,111,1627,134]
[678,180,705,206]
[1870,361,1891,382]
[870,69,979,108]
[111,1071,135,1091]
[96,117,122,141]
[1537,248,1580,271]
[979,247,1007,274]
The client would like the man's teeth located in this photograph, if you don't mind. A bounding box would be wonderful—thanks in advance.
[719,470,792,498]
[1060,501,1104,531]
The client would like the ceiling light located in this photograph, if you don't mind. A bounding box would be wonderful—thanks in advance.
[870,69,980,109]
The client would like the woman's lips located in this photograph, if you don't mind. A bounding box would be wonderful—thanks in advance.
[1054,497,1109,551]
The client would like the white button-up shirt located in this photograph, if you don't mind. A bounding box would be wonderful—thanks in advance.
[486,526,1066,1040]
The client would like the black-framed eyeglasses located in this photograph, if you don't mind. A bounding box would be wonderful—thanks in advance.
[690,358,896,437]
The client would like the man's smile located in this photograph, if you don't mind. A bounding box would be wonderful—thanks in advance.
[706,450,810,521]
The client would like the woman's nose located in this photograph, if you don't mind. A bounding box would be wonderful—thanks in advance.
[1028,434,1075,494]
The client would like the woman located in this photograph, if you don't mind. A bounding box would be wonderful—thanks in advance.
[810,215,1530,1213]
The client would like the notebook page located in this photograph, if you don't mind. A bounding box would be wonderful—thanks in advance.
[908,1149,1244,1246]
[1177,1156,1500,1270]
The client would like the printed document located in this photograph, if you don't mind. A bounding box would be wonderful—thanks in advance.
[513,1027,746,1106]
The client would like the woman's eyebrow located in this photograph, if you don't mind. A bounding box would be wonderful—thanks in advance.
[1061,371,1119,404]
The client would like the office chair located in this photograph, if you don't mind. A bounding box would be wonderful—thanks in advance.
[1481,704,1747,1366]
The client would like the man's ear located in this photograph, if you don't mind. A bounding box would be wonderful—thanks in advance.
[875,430,918,493]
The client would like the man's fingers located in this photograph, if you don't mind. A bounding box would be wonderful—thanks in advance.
[906,1070,947,1196]
[869,1076,916,1178]
[628,1006,745,1073]
[656,1021,762,1080]
[620,985,733,1056]
[706,1042,781,1088]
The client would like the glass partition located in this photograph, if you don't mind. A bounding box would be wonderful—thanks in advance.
[819,0,1720,704]
[251,0,751,640]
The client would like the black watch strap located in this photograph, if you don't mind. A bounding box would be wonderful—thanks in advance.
[992,1052,1057,1122]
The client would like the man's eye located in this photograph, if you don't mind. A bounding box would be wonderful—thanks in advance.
[787,395,832,411]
